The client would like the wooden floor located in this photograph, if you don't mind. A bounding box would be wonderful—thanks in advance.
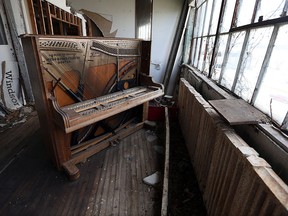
[0,111,39,172]
[0,128,162,215]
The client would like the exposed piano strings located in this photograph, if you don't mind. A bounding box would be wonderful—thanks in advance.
[43,53,138,143]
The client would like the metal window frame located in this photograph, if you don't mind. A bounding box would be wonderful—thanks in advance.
[250,24,280,105]
[195,2,208,69]
[230,0,260,92]
[188,0,288,128]
[200,0,217,72]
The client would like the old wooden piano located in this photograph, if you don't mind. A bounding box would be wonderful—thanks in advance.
[21,35,164,180]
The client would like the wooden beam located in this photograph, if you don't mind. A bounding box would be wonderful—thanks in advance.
[44,1,54,35]
[142,102,149,122]
[35,0,46,34]
[161,107,170,216]
[26,0,38,34]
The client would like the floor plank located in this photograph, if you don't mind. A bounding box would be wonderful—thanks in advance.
[0,128,162,215]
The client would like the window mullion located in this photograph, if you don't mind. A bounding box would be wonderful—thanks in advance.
[230,0,242,29]
[218,33,232,84]
[196,3,209,70]
[207,0,217,34]
[231,30,250,92]
[208,0,227,78]
[251,0,261,23]
[201,0,216,73]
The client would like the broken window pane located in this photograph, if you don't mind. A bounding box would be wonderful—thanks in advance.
[203,36,215,75]
[220,0,237,33]
[254,24,288,125]
[254,0,285,22]
[210,0,222,35]
[203,0,213,36]
[234,27,273,102]
[236,0,256,27]
[220,31,246,90]
[211,34,228,81]
[198,37,207,70]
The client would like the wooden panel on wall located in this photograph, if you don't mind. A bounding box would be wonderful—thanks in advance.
[177,78,288,215]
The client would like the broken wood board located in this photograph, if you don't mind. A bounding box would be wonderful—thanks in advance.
[80,9,117,37]
[209,99,268,125]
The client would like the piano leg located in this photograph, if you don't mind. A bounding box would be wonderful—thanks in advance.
[142,102,149,122]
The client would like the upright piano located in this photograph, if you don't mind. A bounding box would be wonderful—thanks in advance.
[21,35,164,180]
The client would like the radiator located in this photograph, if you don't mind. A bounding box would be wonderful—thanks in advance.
[178,78,288,215]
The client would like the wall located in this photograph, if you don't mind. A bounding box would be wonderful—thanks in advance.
[69,0,184,86]
[150,0,184,84]
[69,0,135,38]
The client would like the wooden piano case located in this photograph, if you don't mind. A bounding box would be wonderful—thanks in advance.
[21,35,164,180]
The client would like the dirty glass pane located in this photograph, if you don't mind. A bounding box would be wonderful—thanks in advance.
[203,0,213,36]
[193,9,201,37]
[211,34,228,81]
[194,3,206,37]
[254,25,288,125]
[190,38,197,65]
[210,0,222,35]
[197,2,207,37]
[220,0,237,33]
[203,36,215,75]
[254,0,285,22]
[193,38,201,67]
[236,0,256,27]
[234,27,273,102]
[198,37,207,70]
[220,31,246,90]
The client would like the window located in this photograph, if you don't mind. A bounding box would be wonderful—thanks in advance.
[188,0,288,127]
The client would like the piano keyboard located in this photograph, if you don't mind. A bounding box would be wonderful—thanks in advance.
[53,86,163,133]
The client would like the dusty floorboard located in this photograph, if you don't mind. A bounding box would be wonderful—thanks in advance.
[0,129,162,216]
[0,111,39,171]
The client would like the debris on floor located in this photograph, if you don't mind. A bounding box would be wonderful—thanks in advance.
[146,130,158,143]
[143,171,162,186]
[0,105,35,132]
